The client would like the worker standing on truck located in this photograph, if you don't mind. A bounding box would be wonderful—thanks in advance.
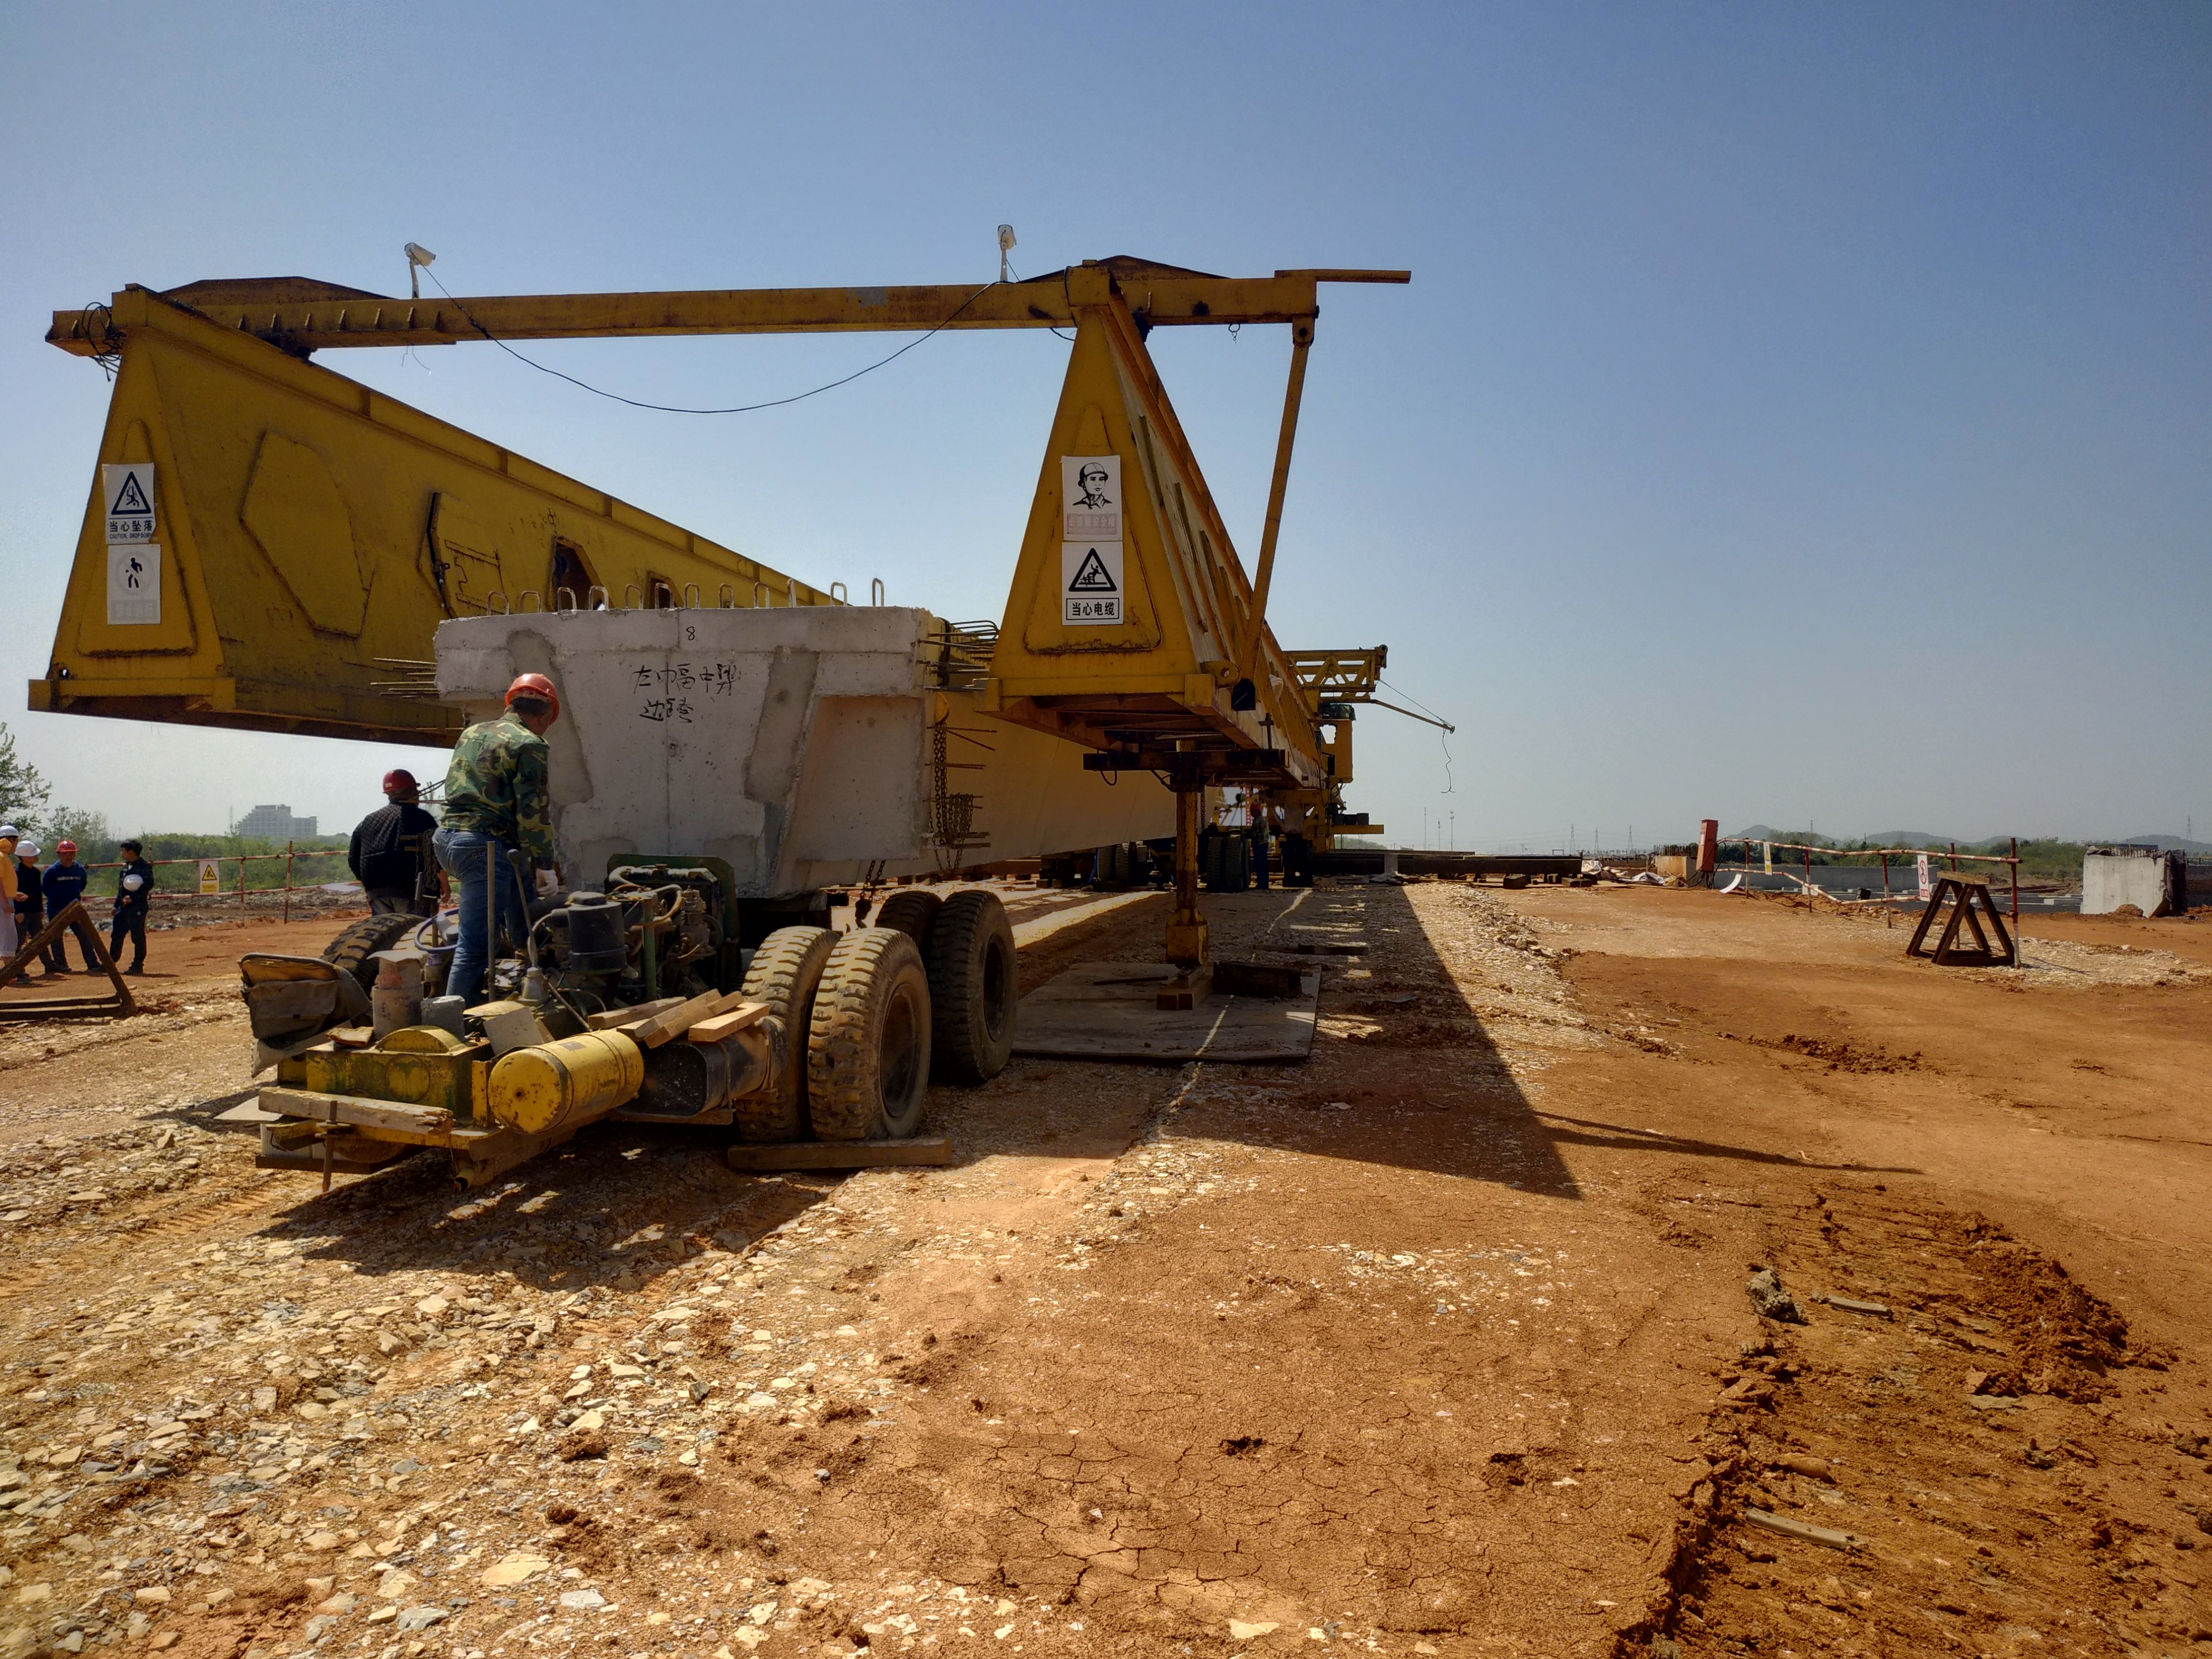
[435,673,560,1006]
[41,841,93,973]
[349,769,440,916]
[110,838,154,974]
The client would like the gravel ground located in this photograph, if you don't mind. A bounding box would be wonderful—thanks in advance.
[0,881,2204,1659]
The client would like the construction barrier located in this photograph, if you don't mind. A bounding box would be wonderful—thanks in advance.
[1730,837,2023,920]
[34,844,366,922]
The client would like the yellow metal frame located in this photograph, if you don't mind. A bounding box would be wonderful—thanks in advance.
[982,269,1321,789]
[49,262,1407,356]
[36,258,1410,894]
[33,289,833,743]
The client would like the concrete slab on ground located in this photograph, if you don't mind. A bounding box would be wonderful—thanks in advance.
[1012,958,1319,1063]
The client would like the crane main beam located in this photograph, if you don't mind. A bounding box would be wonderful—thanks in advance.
[48,262,1410,358]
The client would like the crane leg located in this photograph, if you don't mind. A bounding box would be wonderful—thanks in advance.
[1165,786,1209,969]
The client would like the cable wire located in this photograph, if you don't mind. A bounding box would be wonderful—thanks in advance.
[422,266,1003,415]
[1380,677,1455,795]
[1004,260,1072,340]
[1378,677,1451,726]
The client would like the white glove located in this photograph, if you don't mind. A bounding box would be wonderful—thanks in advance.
[535,869,560,898]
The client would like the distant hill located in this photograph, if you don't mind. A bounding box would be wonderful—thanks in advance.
[1729,825,1945,848]
[1730,826,2209,854]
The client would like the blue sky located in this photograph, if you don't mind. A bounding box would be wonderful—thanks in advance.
[2,3,2206,848]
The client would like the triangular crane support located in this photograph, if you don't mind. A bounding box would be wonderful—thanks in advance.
[1905,877,2017,968]
[0,901,139,1020]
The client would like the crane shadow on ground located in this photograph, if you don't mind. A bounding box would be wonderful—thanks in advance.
[941,881,1590,1198]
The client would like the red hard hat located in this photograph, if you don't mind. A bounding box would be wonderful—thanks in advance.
[505,672,560,721]
[55,841,76,854]
[382,769,418,794]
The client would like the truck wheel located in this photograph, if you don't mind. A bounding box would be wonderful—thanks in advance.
[807,927,932,1141]
[321,912,423,994]
[869,889,941,946]
[927,890,1016,1084]
[1225,835,1251,893]
[734,926,836,1143]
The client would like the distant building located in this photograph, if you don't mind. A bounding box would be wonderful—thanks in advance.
[236,804,317,841]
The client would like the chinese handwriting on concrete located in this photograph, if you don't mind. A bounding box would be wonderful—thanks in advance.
[631,660,737,723]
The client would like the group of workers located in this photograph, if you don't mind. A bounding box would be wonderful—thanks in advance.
[0,827,151,980]
[1,673,560,1001]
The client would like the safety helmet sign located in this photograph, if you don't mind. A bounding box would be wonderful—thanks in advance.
[1061,455,1119,541]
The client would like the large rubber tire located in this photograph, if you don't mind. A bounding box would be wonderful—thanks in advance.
[320,912,422,994]
[869,889,941,947]
[807,928,932,1141]
[1222,835,1250,893]
[927,890,1016,1084]
[734,926,836,1144]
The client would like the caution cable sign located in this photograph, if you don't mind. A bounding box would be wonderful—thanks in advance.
[1061,541,1123,625]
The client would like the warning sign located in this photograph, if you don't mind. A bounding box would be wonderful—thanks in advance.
[1916,853,1933,901]
[197,859,223,896]
[106,543,161,626]
[103,463,156,544]
[1061,541,1123,625]
[1061,455,1120,542]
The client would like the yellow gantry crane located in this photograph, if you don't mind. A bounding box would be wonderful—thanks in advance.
[39,255,1409,969]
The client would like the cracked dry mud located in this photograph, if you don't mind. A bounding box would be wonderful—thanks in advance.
[1,881,2208,1659]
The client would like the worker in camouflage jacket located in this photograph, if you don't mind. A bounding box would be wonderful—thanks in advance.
[433,674,560,1005]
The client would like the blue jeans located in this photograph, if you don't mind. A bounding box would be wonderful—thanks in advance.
[434,827,528,1008]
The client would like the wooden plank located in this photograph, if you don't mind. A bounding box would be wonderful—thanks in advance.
[259,1086,456,1140]
[621,989,738,1048]
[587,997,681,1031]
[215,1102,286,1126]
[724,1138,953,1172]
[686,1001,768,1044]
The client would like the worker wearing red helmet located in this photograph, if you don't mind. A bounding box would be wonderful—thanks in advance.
[347,766,441,917]
[432,673,562,1005]
[39,840,94,974]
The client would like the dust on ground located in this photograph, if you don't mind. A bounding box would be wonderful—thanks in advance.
[0,881,2205,1659]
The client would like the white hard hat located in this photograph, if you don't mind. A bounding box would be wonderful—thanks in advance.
[123,873,146,891]
[16,842,39,858]
[0,825,18,840]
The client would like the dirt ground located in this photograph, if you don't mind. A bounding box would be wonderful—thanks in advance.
[0,881,2207,1659]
